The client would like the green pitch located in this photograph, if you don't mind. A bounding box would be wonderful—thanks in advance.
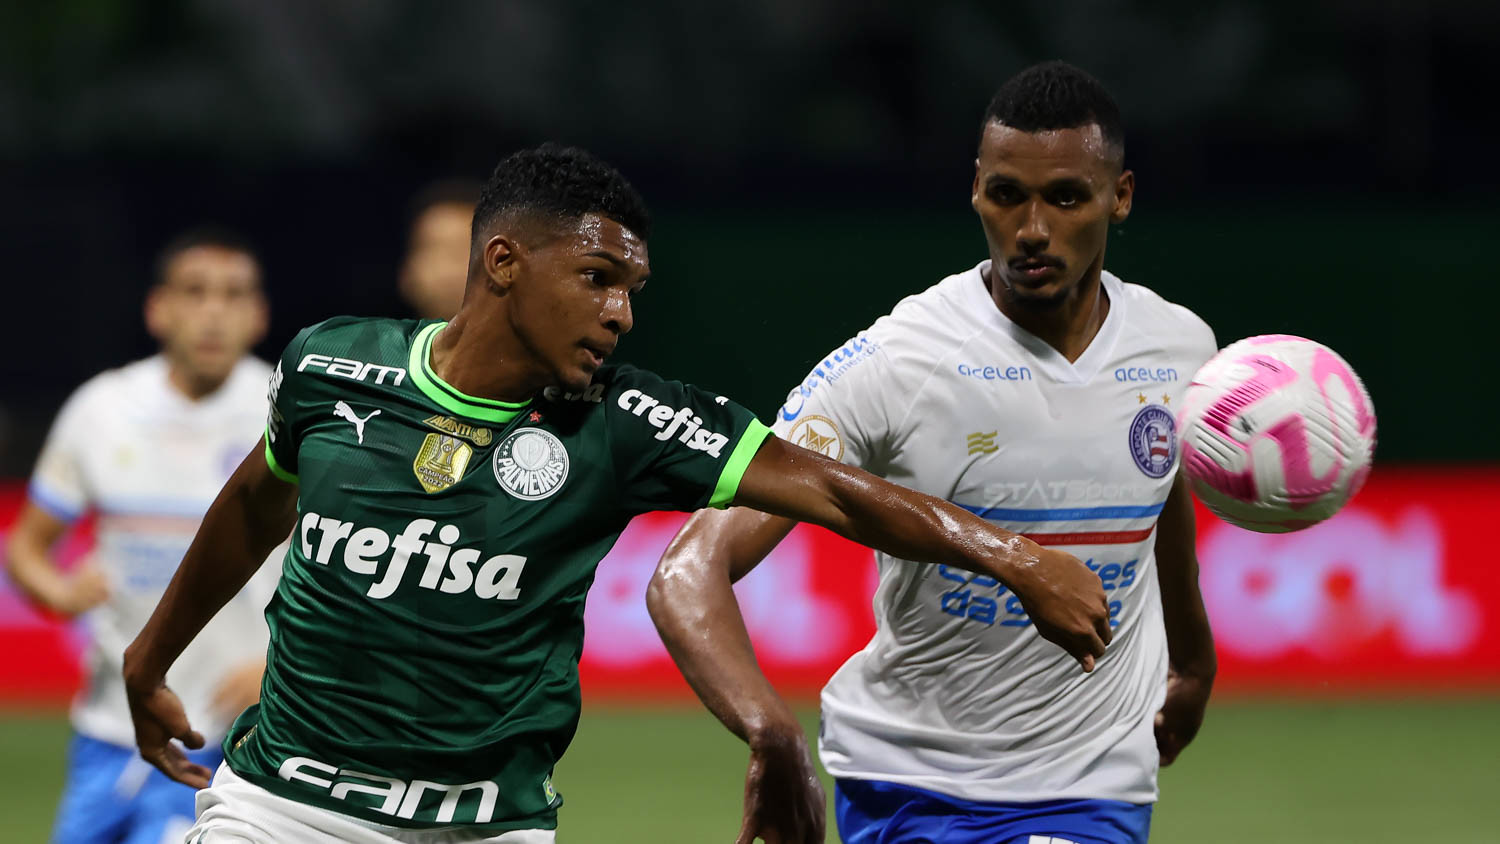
[3,699,1497,842]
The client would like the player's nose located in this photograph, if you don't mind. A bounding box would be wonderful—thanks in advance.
[1017,199,1050,251]
[602,287,633,335]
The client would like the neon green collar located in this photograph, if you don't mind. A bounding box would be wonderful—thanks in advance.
[407,322,531,423]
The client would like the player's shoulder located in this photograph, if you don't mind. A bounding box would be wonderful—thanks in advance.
[58,355,166,414]
[585,362,702,409]
[279,316,428,389]
[294,315,426,357]
[865,262,990,350]
[1109,272,1216,353]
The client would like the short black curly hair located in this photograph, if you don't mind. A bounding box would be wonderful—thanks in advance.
[153,225,258,289]
[473,143,651,243]
[983,61,1125,163]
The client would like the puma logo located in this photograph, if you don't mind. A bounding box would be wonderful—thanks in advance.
[333,401,380,444]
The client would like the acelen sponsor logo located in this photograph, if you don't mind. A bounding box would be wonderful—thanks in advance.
[956,363,1033,381]
[1114,366,1179,382]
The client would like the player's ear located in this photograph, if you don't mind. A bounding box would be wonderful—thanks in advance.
[1110,169,1135,224]
[481,234,518,294]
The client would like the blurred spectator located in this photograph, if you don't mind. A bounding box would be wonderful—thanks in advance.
[398,181,480,320]
[4,228,282,844]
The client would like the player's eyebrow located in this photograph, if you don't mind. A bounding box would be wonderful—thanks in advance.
[1043,176,1094,193]
[583,250,632,268]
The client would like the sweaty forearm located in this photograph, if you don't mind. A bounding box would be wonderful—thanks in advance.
[124,450,294,687]
[648,510,802,746]
[820,461,1043,587]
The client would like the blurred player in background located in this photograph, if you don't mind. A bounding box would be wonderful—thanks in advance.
[651,61,1219,844]
[5,228,279,844]
[398,181,480,320]
[119,144,1109,843]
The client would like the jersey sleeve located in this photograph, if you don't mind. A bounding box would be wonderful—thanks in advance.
[27,380,101,523]
[263,325,320,483]
[770,331,897,474]
[605,366,772,515]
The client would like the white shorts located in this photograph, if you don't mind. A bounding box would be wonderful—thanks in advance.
[188,763,556,844]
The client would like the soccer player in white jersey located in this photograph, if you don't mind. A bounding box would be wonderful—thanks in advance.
[5,228,279,844]
[650,61,1219,844]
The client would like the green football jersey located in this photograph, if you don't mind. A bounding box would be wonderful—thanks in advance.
[224,317,770,831]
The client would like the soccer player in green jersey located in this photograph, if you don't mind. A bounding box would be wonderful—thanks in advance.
[122,143,1111,843]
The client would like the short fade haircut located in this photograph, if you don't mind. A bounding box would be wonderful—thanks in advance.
[153,225,259,288]
[983,61,1125,163]
[473,143,651,244]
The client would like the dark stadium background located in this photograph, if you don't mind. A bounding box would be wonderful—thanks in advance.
[2,2,1497,842]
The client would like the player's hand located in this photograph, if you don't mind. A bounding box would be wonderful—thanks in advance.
[1155,667,1212,765]
[40,562,110,617]
[736,727,826,844]
[212,658,265,722]
[125,678,213,788]
[1010,547,1112,672]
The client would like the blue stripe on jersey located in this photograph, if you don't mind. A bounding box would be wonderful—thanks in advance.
[28,480,84,523]
[955,502,1165,522]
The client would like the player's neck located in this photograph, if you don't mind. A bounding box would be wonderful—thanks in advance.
[990,268,1110,364]
[428,311,544,404]
[165,360,231,402]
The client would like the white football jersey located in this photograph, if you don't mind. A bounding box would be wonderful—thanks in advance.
[772,262,1215,804]
[28,355,282,747]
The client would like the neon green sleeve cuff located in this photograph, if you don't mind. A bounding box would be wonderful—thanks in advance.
[708,420,772,509]
[264,428,299,484]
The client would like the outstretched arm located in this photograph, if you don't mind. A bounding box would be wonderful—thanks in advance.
[649,435,1111,844]
[647,507,815,844]
[121,437,297,787]
[728,436,1111,664]
[1153,471,1216,766]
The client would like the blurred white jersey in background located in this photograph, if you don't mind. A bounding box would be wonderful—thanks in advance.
[28,354,281,748]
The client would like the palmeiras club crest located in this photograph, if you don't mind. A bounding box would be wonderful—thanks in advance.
[493,428,570,500]
[1128,405,1177,478]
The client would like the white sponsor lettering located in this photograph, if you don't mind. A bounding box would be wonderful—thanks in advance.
[298,513,526,602]
[298,353,407,386]
[616,389,729,458]
[279,756,500,823]
[982,478,1159,505]
[266,362,286,444]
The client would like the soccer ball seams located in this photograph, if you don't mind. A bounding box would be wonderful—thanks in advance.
[1178,335,1375,534]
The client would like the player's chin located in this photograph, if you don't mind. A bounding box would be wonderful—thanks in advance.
[1008,281,1073,309]
[555,363,596,393]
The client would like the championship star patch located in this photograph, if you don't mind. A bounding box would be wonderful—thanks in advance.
[413,433,473,493]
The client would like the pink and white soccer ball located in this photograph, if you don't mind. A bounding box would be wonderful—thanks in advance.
[1178,335,1376,533]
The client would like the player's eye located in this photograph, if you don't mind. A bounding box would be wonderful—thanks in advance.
[1049,189,1086,207]
[582,269,606,284]
[988,184,1023,204]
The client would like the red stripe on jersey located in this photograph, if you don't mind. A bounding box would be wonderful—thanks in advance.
[1024,528,1156,546]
